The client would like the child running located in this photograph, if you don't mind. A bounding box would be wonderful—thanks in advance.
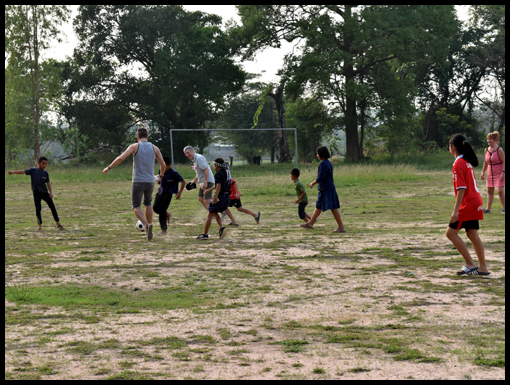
[446,134,489,276]
[7,156,64,231]
[224,177,260,226]
[301,146,346,233]
[153,156,185,236]
[196,158,231,240]
[290,168,311,223]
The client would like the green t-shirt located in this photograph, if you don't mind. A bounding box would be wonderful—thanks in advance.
[295,179,308,203]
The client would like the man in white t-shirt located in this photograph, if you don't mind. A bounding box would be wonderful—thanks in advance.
[183,146,215,210]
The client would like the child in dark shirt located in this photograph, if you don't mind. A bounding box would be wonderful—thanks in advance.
[197,158,231,240]
[153,157,185,235]
[7,156,63,231]
[301,146,346,233]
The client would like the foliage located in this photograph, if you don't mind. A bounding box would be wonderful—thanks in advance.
[5,5,71,162]
[233,5,458,161]
[218,83,278,164]
[67,5,246,164]
[285,96,331,162]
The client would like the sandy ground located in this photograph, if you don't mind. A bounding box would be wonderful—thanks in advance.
[5,226,505,380]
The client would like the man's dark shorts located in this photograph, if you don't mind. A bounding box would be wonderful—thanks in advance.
[208,194,230,214]
[132,182,154,209]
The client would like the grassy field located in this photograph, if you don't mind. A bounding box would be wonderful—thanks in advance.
[5,161,505,380]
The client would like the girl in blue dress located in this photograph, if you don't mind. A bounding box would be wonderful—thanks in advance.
[301,146,346,233]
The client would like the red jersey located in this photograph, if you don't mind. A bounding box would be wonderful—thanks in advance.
[230,178,240,200]
[452,155,484,221]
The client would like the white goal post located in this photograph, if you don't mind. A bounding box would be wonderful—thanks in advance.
[170,128,298,168]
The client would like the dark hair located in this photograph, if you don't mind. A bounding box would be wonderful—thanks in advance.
[316,146,331,159]
[214,158,225,164]
[163,156,171,165]
[38,156,48,163]
[290,168,300,178]
[137,127,148,139]
[449,134,479,167]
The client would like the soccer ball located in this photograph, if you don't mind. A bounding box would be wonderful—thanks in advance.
[136,220,145,231]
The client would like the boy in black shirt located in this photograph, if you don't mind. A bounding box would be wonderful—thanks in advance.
[8,156,63,231]
[196,158,231,240]
[153,157,185,235]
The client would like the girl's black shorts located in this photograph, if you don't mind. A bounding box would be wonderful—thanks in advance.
[448,220,480,231]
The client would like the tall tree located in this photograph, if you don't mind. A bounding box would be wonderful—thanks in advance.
[69,5,246,163]
[5,5,70,163]
[470,5,505,145]
[233,5,458,161]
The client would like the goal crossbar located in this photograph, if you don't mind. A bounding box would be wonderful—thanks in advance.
[170,128,298,168]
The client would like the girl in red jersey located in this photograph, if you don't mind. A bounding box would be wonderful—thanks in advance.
[446,134,490,276]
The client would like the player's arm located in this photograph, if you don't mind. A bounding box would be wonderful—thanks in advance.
[176,179,185,199]
[47,181,54,198]
[498,147,505,180]
[212,183,221,204]
[202,167,210,190]
[7,170,26,175]
[103,144,136,174]
[295,190,306,204]
[153,145,166,178]
[204,183,216,195]
[480,149,488,179]
[450,188,465,223]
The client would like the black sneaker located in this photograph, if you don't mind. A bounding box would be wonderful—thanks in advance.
[197,233,209,240]
[219,226,227,239]
[255,212,260,224]
[147,224,153,240]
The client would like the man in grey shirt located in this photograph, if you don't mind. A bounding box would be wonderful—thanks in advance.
[183,146,215,210]
[103,127,166,240]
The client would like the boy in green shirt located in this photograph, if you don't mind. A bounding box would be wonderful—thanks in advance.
[290,168,311,223]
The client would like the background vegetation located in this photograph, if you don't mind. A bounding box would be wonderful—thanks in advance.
[5,5,505,168]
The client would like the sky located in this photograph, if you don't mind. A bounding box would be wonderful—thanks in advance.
[45,5,471,84]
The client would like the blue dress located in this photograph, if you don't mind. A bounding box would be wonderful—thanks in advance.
[315,159,340,211]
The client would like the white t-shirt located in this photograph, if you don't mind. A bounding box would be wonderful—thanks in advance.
[193,153,215,184]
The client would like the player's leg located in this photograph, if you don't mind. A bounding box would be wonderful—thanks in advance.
[40,192,62,228]
[466,228,488,273]
[308,208,321,226]
[496,186,505,211]
[485,187,495,211]
[33,191,43,230]
[331,209,346,232]
[238,207,256,218]
[225,208,237,225]
[446,226,477,270]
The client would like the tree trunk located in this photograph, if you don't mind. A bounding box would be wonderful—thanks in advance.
[344,78,361,161]
[343,7,361,161]
[32,5,41,163]
[268,83,292,163]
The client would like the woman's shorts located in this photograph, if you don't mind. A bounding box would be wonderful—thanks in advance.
[448,220,480,231]
[132,182,155,208]
[229,198,242,208]
[198,182,214,200]
[316,189,340,211]
[208,194,230,214]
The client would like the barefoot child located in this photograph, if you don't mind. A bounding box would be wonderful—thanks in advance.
[446,134,490,275]
[153,157,185,235]
[223,177,260,226]
[7,156,64,231]
[290,168,311,223]
[301,146,346,233]
[196,158,231,240]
